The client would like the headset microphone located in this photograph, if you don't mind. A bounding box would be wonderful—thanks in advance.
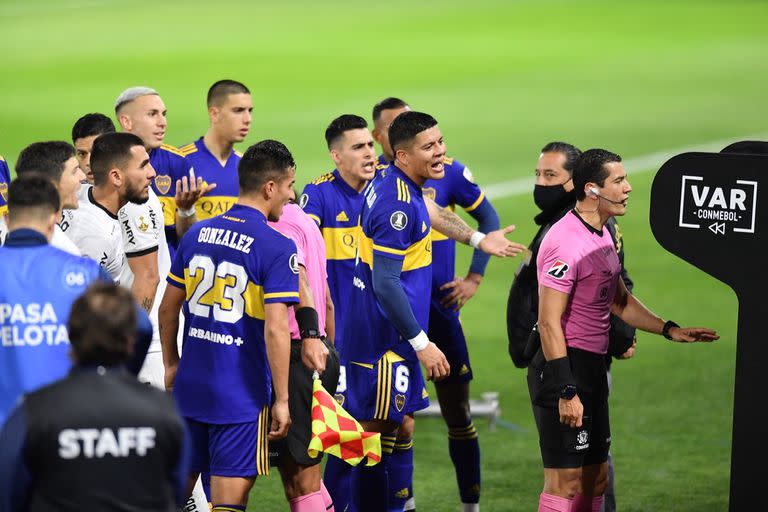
[589,187,625,205]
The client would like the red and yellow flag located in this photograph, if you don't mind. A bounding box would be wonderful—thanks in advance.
[307,378,381,466]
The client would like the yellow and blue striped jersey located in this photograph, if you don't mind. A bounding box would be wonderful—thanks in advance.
[0,155,10,218]
[343,165,432,364]
[299,169,364,352]
[179,138,240,221]
[167,204,299,423]
[150,144,192,255]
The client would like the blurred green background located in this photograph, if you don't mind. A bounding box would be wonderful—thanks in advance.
[2,0,766,509]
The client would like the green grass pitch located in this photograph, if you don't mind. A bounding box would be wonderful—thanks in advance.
[2,0,767,509]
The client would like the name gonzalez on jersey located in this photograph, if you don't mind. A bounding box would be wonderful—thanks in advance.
[0,302,68,347]
[197,225,254,254]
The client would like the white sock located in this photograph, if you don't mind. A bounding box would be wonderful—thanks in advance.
[404,497,416,511]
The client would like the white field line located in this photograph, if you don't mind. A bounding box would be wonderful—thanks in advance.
[484,132,768,200]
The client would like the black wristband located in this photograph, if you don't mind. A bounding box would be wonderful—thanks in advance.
[296,307,320,339]
[662,320,679,340]
[547,356,575,388]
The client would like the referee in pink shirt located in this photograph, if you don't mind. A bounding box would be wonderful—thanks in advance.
[530,149,719,512]
[270,196,340,512]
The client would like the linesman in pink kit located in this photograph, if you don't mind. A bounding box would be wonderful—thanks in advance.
[529,148,719,512]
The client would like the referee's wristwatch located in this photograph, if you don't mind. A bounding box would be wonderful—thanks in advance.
[300,328,322,339]
[662,320,680,340]
[560,384,578,400]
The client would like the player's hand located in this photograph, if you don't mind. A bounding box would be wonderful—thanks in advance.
[301,337,329,373]
[268,399,291,441]
[163,364,177,392]
[559,394,584,428]
[175,169,217,211]
[478,225,526,258]
[619,339,637,359]
[416,342,450,382]
[439,273,481,311]
[668,327,719,343]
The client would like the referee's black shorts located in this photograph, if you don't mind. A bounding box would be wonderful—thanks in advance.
[527,346,610,469]
[270,337,340,467]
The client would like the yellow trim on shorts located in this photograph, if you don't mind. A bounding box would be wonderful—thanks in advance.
[256,405,269,475]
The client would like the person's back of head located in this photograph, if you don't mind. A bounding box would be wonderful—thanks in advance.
[68,283,136,367]
[7,174,61,237]
[16,141,76,182]
[238,139,296,221]
[72,113,116,143]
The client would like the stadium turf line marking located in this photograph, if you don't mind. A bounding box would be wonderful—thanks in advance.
[484,131,768,200]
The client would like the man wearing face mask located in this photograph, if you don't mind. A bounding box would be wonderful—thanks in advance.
[506,142,635,512]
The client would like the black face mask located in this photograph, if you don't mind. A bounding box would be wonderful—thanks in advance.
[533,179,571,211]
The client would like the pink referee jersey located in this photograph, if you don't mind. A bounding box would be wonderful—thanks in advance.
[270,202,328,339]
[536,210,621,355]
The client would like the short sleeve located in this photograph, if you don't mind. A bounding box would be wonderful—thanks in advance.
[119,203,160,257]
[368,196,417,261]
[263,238,300,304]
[536,235,578,295]
[450,160,485,212]
[299,183,323,227]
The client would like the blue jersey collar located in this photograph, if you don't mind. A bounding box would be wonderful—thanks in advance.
[331,169,362,197]
[391,164,423,195]
[4,228,48,247]
[196,137,237,169]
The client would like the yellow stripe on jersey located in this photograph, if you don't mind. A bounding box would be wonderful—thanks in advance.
[180,144,197,156]
[194,196,237,220]
[264,291,300,300]
[443,156,455,165]
[431,228,450,241]
[158,196,177,226]
[322,226,358,260]
[167,272,185,285]
[160,143,186,157]
[308,213,321,225]
[463,191,486,212]
[0,205,7,217]
[358,230,432,272]
[396,178,410,203]
[256,405,269,475]
[311,172,335,185]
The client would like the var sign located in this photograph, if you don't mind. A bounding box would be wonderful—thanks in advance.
[678,176,758,235]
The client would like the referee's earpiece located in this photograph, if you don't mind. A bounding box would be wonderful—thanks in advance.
[589,187,599,197]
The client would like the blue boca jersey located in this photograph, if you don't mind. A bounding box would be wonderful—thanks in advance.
[299,170,364,352]
[167,204,299,424]
[343,165,432,364]
[149,144,192,255]
[179,138,240,221]
[0,156,10,218]
[378,155,485,314]
[0,234,106,424]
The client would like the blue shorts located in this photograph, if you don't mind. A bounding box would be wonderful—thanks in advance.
[428,303,473,383]
[186,406,270,477]
[346,350,429,424]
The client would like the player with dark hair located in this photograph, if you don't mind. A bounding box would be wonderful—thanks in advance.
[10,141,85,256]
[342,111,453,511]
[0,282,189,511]
[159,139,298,512]
[179,79,251,221]
[531,148,718,512]
[71,113,116,184]
[372,97,503,512]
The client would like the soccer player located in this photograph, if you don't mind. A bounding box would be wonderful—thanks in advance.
[532,148,718,512]
[179,79,251,220]
[0,283,190,511]
[341,111,453,512]
[115,86,211,255]
[0,154,10,243]
[507,142,636,512]
[303,114,523,510]
[0,175,107,424]
[269,196,339,512]
[60,133,155,285]
[72,113,116,184]
[372,96,502,512]
[159,140,298,511]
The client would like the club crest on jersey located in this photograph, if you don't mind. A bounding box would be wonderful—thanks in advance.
[289,253,299,274]
[423,187,436,201]
[390,211,408,231]
[154,175,171,195]
[334,393,345,406]
[299,193,309,209]
[0,182,7,202]
[546,260,570,279]
[394,394,406,412]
